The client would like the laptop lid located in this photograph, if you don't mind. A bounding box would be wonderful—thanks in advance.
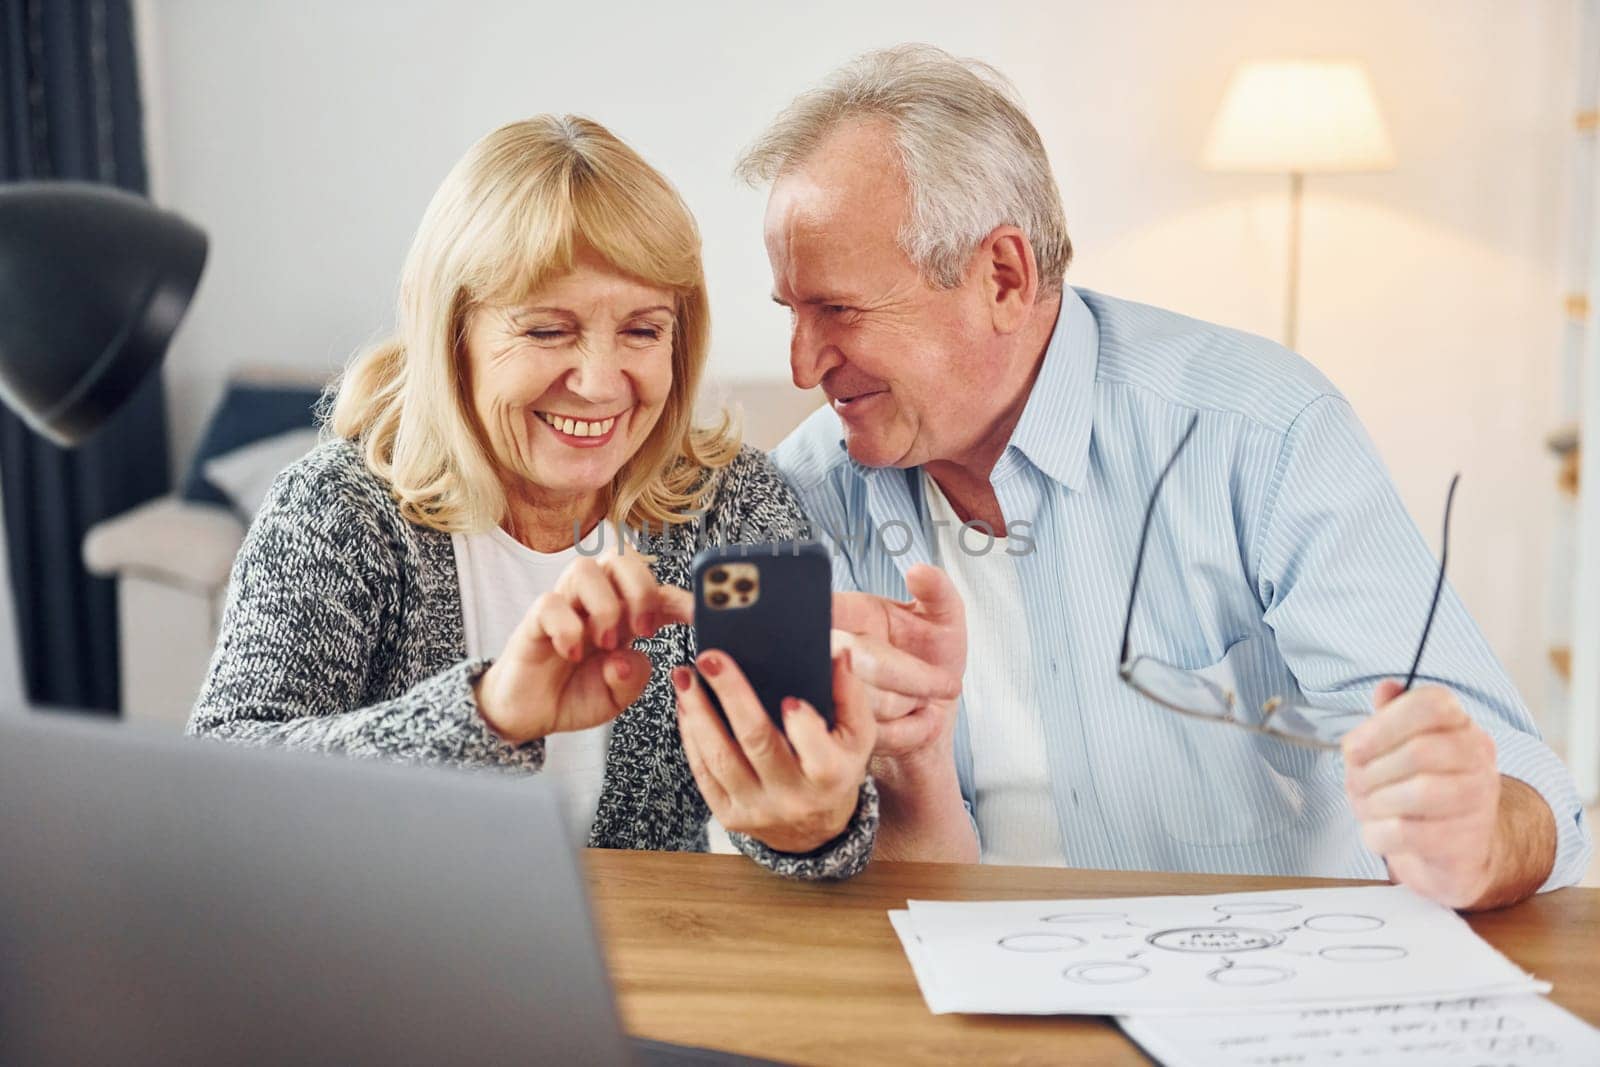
[0,713,635,1066]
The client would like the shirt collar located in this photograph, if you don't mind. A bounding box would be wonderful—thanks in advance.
[997,285,1098,492]
[835,285,1099,492]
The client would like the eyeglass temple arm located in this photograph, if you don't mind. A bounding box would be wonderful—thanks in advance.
[1119,416,1200,666]
[1401,473,1460,693]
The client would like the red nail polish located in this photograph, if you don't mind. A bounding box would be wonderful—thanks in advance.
[671,667,691,692]
[612,655,631,680]
[782,697,800,715]
[698,654,722,677]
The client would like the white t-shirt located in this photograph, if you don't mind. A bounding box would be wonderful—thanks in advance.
[924,473,1067,867]
[453,524,611,844]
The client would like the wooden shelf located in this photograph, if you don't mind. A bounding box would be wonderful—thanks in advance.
[1547,424,1579,456]
[1549,423,1579,493]
[1552,646,1573,682]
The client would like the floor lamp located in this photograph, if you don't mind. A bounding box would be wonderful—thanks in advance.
[1202,61,1396,351]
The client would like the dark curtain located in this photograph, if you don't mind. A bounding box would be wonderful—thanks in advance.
[0,0,171,712]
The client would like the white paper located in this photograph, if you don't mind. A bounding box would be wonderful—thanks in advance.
[890,909,941,999]
[1119,995,1600,1067]
[896,885,1548,1016]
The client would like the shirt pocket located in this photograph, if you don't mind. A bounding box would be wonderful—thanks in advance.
[1146,635,1312,849]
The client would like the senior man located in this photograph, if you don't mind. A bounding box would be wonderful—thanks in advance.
[739,45,1590,909]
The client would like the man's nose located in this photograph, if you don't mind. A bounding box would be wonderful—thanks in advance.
[789,315,843,391]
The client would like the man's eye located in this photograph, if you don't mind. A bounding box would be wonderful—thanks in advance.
[824,304,851,315]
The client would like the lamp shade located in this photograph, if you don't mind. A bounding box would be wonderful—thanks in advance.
[0,182,206,446]
[1202,61,1396,173]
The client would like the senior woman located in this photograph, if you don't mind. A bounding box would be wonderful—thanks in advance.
[189,116,877,879]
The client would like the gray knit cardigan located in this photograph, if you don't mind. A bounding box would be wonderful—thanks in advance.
[188,438,877,880]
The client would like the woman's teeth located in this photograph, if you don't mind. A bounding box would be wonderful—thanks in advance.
[538,412,618,438]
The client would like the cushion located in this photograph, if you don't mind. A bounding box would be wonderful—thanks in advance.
[181,382,326,507]
[202,428,322,521]
[82,497,247,587]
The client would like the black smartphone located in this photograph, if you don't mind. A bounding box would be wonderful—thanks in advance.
[690,541,834,732]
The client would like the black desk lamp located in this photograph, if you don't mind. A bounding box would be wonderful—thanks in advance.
[0,182,206,446]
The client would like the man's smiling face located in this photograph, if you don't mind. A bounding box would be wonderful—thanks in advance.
[762,119,1003,470]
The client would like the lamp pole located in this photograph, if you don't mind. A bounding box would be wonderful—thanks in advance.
[1285,170,1303,351]
[1203,61,1393,353]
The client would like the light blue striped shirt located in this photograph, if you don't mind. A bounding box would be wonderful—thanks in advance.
[773,286,1592,888]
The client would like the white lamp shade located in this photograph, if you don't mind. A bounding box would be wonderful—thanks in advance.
[1202,61,1396,173]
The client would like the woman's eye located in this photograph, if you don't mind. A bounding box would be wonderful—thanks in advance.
[626,327,663,341]
[526,329,568,341]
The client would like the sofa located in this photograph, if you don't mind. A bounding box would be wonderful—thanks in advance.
[83,375,822,728]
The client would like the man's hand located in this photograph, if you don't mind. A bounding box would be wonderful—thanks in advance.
[1343,681,1556,910]
[830,564,977,862]
[674,649,875,855]
[831,563,966,765]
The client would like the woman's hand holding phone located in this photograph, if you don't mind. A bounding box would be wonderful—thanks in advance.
[474,543,692,744]
[673,648,875,854]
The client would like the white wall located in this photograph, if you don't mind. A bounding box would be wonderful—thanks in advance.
[138,0,1576,720]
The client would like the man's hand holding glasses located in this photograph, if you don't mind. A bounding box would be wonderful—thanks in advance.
[1341,679,1511,908]
[1120,414,1556,910]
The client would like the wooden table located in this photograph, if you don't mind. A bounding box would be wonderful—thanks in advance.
[584,850,1600,1066]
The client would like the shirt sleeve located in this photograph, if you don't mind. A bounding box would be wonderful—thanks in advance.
[1253,395,1592,892]
[768,433,864,595]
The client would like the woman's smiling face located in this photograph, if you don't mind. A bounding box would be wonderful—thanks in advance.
[461,248,677,504]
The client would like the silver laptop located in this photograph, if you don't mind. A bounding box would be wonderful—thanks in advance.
[0,712,776,1066]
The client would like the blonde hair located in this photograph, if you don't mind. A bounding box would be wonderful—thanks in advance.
[735,44,1071,292]
[331,115,738,533]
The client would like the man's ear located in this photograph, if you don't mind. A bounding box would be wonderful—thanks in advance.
[977,225,1038,333]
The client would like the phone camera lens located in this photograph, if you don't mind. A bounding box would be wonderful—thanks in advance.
[708,568,728,584]
[733,577,755,594]
[709,590,730,607]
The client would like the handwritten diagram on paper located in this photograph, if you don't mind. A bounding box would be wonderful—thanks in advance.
[1118,995,1600,1067]
[894,885,1548,1016]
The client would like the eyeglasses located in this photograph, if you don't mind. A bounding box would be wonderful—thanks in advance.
[1117,414,1459,751]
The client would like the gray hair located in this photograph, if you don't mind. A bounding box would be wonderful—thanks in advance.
[735,44,1071,291]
